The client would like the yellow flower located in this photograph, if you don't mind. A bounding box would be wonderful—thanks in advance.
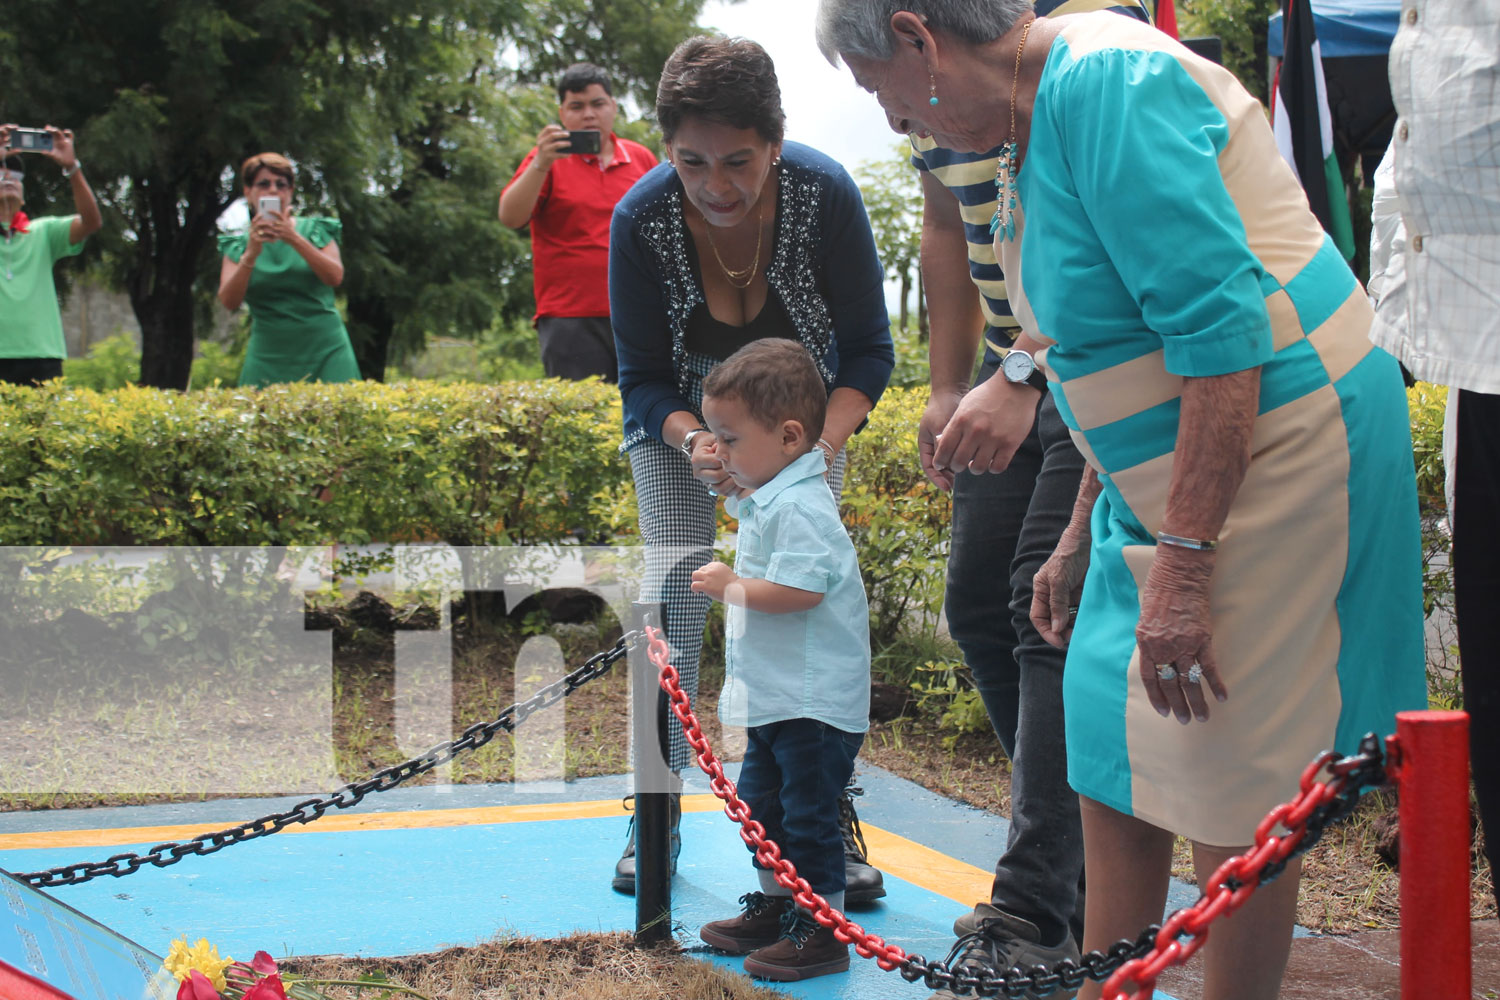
[164,937,235,992]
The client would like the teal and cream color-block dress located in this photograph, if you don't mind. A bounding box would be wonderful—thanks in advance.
[1001,12,1425,846]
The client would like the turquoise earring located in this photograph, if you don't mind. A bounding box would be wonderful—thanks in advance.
[929,74,939,106]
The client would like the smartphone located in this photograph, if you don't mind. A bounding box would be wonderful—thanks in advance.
[257,196,282,218]
[560,130,601,155]
[6,128,53,152]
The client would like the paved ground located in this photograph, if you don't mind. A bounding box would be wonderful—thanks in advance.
[0,765,1491,999]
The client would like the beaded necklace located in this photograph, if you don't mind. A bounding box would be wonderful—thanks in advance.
[991,18,1036,242]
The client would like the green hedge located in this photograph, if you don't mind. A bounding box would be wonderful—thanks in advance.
[0,379,1448,667]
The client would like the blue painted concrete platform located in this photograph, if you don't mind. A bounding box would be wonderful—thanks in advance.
[0,765,1192,999]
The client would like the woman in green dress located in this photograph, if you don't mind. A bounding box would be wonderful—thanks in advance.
[217,152,360,387]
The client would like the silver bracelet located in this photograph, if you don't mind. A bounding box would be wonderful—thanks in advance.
[815,437,836,468]
[1156,530,1217,551]
[61,160,82,178]
[680,427,712,460]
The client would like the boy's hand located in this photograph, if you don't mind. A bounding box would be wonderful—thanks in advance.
[690,561,738,603]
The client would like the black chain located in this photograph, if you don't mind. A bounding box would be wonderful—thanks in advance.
[17,631,641,889]
[890,734,1388,997]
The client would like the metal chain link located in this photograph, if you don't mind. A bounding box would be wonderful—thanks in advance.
[1101,733,1387,999]
[17,630,641,890]
[647,627,1390,999]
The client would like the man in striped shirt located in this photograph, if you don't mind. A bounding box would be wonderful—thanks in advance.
[906,0,1151,993]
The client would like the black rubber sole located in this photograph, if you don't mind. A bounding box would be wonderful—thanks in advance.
[698,927,780,954]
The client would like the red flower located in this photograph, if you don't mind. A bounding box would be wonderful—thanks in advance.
[250,953,278,977]
[5,211,27,235]
[242,973,288,1000]
[178,970,221,1000]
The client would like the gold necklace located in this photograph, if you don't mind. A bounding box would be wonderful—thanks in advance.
[991,17,1035,242]
[700,198,766,290]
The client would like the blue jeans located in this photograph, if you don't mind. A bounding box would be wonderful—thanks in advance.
[945,367,1086,944]
[737,718,865,896]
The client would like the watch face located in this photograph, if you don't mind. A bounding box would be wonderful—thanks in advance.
[1002,350,1035,382]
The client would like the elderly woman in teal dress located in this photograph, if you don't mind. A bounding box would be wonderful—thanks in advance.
[817,2,1425,999]
[217,152,360,387]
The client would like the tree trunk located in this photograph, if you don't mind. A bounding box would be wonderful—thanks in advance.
[898,271,910,333]
[130,173,227,390]
[347,295,393,382]
[135,290,196,389]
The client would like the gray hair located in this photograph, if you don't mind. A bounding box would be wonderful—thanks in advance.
[815,0,1034,64]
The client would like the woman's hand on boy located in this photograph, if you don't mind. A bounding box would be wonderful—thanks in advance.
[690,561,738,603]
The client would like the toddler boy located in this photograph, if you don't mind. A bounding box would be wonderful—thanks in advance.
[689,338,870,982]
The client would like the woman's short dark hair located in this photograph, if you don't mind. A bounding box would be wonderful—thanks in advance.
[702,339,826,442]
[656,36,786,145]
[557,63,612,102]
[240,152,295,188]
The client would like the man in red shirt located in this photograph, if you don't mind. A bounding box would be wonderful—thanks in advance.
[499,64,658,381]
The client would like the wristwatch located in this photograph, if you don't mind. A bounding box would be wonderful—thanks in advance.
[1000,348,1048,392]
[681,427,713,459]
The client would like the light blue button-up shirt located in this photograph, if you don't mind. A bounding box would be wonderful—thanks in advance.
[718,450,870,733]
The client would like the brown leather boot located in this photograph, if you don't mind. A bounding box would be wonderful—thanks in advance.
[699,892,796,954]
[742,908,850,981]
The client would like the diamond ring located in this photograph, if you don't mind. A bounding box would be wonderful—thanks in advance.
[1155,664,1177,682]
[1185,664,1204,684]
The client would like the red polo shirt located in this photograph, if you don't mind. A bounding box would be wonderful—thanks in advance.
[504,134,658,319]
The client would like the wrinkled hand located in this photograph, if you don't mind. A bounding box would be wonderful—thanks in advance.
[532,124,573,170]
[1134,550,1229,723]
[918,389,963,490]
[1030,526,1089,648]
[932,376,1039,482]
[690,560,738,603]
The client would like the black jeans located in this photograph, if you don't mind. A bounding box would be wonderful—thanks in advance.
[536,315,617,382]
[945,369,1087,945]
[0,358,63,385]
[1454,388,1500,912]
[738,718,864,896]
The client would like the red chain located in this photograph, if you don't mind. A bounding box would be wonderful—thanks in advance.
[1100,749,1359,999]
[645,627,913,972]
[648,626,1372,998]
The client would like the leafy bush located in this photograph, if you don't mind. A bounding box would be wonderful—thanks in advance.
[0,380,630,547]
[63,333,142,390]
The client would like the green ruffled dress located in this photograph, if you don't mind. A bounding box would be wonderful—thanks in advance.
[218,216,361,387]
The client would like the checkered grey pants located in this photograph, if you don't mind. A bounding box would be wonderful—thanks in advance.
[628,431,847,771]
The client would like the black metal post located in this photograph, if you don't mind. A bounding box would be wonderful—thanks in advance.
[630,602,672,944]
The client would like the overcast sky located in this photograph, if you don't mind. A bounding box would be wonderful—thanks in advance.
[697,0,905,174]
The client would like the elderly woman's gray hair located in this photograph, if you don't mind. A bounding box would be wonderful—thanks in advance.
[815,0,1033,63]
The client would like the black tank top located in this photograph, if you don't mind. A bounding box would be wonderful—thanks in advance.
[683,290,798,360]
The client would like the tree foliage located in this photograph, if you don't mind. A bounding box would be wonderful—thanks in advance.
[1181,0,1278,103]
[854,143,924,337]
[0,0,707,388]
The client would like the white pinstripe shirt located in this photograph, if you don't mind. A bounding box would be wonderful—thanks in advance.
[1370,0,1500,393]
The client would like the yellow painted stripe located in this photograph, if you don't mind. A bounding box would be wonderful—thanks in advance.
[0,797,993,906]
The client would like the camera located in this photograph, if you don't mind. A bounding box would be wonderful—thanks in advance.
[257,196,282,218]
[560,130,601,155]
[6,128,53,153]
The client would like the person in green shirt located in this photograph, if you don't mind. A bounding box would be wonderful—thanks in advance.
[0,125,102,386]
[217,152,360,387]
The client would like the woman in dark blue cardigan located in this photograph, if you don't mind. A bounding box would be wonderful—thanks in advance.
[608,36,894,897]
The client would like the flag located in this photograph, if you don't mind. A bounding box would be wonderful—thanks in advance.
[1271,0,1355,260]
[1155,0,1178,39]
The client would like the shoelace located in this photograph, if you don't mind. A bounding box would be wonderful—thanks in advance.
[838,784,871,861]
[776,906,820,947]
[941,924,1013,973]
[737,891,777,917]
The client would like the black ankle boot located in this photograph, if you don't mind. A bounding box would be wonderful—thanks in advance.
[611,792,682,894]
[839,782,886,905]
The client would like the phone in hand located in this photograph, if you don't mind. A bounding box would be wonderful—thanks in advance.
[560,130,601,155]
[257,196,282,218]
[6,128,53,152]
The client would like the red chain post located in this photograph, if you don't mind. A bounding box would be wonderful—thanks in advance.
[1393,709,1471,1000]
